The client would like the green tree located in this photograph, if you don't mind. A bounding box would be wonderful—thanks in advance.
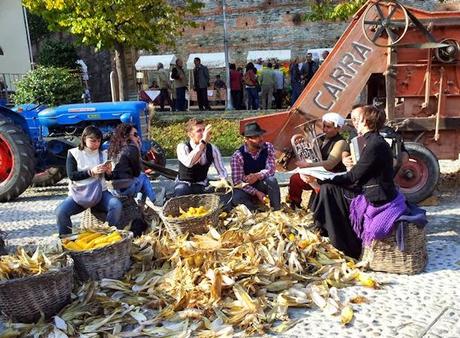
[306,0,367,21]
[22,0,203,101]
[26,11,51,46]
[13,66,83,106]
[38,39,79,69]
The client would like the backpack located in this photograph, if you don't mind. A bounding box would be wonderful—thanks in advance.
[171,67,179,80]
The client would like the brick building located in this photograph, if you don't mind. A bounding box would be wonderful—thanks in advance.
[124,0,443,97]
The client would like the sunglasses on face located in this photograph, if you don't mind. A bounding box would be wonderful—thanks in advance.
[130,132,139,138]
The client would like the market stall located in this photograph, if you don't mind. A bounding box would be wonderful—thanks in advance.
[247,49,291,70]
[134,54,177,106]
[186,52,227,110]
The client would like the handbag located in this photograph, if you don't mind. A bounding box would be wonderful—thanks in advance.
[70,179,102,209]
[69,151,103,209]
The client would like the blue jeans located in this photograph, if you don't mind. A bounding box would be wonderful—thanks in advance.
[117,173,156,202]
[176,87,186,111]
[56,190,122,235]
[232,176,281,211]
[174,182,207,197]
[246,87,259,110]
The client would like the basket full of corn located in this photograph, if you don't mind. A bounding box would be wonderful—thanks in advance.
[62,229,132,281]
[161,194,221,237]
[0,248,74,323]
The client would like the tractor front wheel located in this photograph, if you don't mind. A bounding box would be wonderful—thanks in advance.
[0,115,36,202]
[395,142,440,203]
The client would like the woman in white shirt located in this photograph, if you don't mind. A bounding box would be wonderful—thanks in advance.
[55,126,122,235]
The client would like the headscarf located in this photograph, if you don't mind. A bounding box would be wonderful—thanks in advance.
[322,112,345,128]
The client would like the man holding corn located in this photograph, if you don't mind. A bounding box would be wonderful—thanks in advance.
[231,122,281,211]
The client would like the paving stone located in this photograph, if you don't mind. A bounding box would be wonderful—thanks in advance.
[0,159,459,336]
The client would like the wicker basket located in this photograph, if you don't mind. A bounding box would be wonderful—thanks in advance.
[0,256,74,323]
[362,222,427,275]
[81,197,142,229]
[161,194,221,237]
[68,232,133,281]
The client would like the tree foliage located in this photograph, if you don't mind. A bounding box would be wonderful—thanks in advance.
[38,39,79,69]
[13,66,83,106]
[22,0,203,50]
[306,0,367,21]
[26,11,51,44]
[22,0,203,100]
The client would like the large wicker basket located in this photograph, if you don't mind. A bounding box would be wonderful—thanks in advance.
[0,256,74,323]
[161,194,221,237]
[68,232,133,281]
[362,222,427,275]
[81,197,142,229]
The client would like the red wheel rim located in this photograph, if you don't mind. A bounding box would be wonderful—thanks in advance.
[0,134,14,183]
[395,157,429,193]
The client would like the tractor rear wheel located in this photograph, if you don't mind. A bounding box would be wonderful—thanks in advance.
[395,142,439,203]
[32,167,66,187]
[0,115,36,202]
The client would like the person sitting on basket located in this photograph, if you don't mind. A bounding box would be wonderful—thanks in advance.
[108,123,157,209]
[288,112,349,210]
[174,118,228,196]
[55,126,122,236]
[317,105,411,257]
[231,121,281,211]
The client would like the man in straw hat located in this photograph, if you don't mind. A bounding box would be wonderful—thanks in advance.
[230,121,281,211]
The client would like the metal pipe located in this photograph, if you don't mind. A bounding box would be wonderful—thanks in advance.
[222,0,233,110]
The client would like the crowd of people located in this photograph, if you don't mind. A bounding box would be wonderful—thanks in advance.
[57,102,426,261]
[140,50,330,112]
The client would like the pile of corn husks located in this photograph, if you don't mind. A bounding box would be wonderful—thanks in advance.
[2,206,377,337]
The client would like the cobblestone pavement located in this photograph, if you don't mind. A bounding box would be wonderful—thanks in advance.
[0,160,459,337]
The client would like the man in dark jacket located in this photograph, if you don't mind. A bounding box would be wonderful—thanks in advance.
[193,57,211,110]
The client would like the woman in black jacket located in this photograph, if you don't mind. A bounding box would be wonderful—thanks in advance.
[108,124,156,206]
[313,105,403,258]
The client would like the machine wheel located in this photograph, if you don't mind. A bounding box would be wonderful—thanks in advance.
[362,0,409,47]
[0,115,36,202]
[395,142,439,203]
[143,140,166,179]
[32,167,66,187]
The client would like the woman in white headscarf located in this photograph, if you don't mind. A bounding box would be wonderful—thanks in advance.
[288,112,349,209]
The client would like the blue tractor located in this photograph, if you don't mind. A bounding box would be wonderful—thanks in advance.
[0,101,166,202]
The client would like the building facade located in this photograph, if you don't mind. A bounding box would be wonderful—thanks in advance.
[0,0,32,91]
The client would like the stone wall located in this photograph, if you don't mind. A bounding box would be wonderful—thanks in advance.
[161,0,441,65]
[125,0,448,96]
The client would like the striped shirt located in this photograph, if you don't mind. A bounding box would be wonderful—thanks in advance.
[231,142,276,195]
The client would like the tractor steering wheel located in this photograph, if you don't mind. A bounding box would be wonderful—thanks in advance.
[362,0,409,47]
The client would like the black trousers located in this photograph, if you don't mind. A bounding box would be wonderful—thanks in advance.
[311,183,362,259]
[196,88,210,110]
[158,88,171,111]
[231,90,242,109]
[274,89,283,109]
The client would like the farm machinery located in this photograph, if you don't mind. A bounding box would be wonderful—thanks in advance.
[243,0,460,203]
[0,101,165,202]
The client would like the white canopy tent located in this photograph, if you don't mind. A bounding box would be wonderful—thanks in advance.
[247,49,291,62]
[135,54,177,71]
[186,52,226,69]
[307,48,333,62]
[185,53,228,110]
